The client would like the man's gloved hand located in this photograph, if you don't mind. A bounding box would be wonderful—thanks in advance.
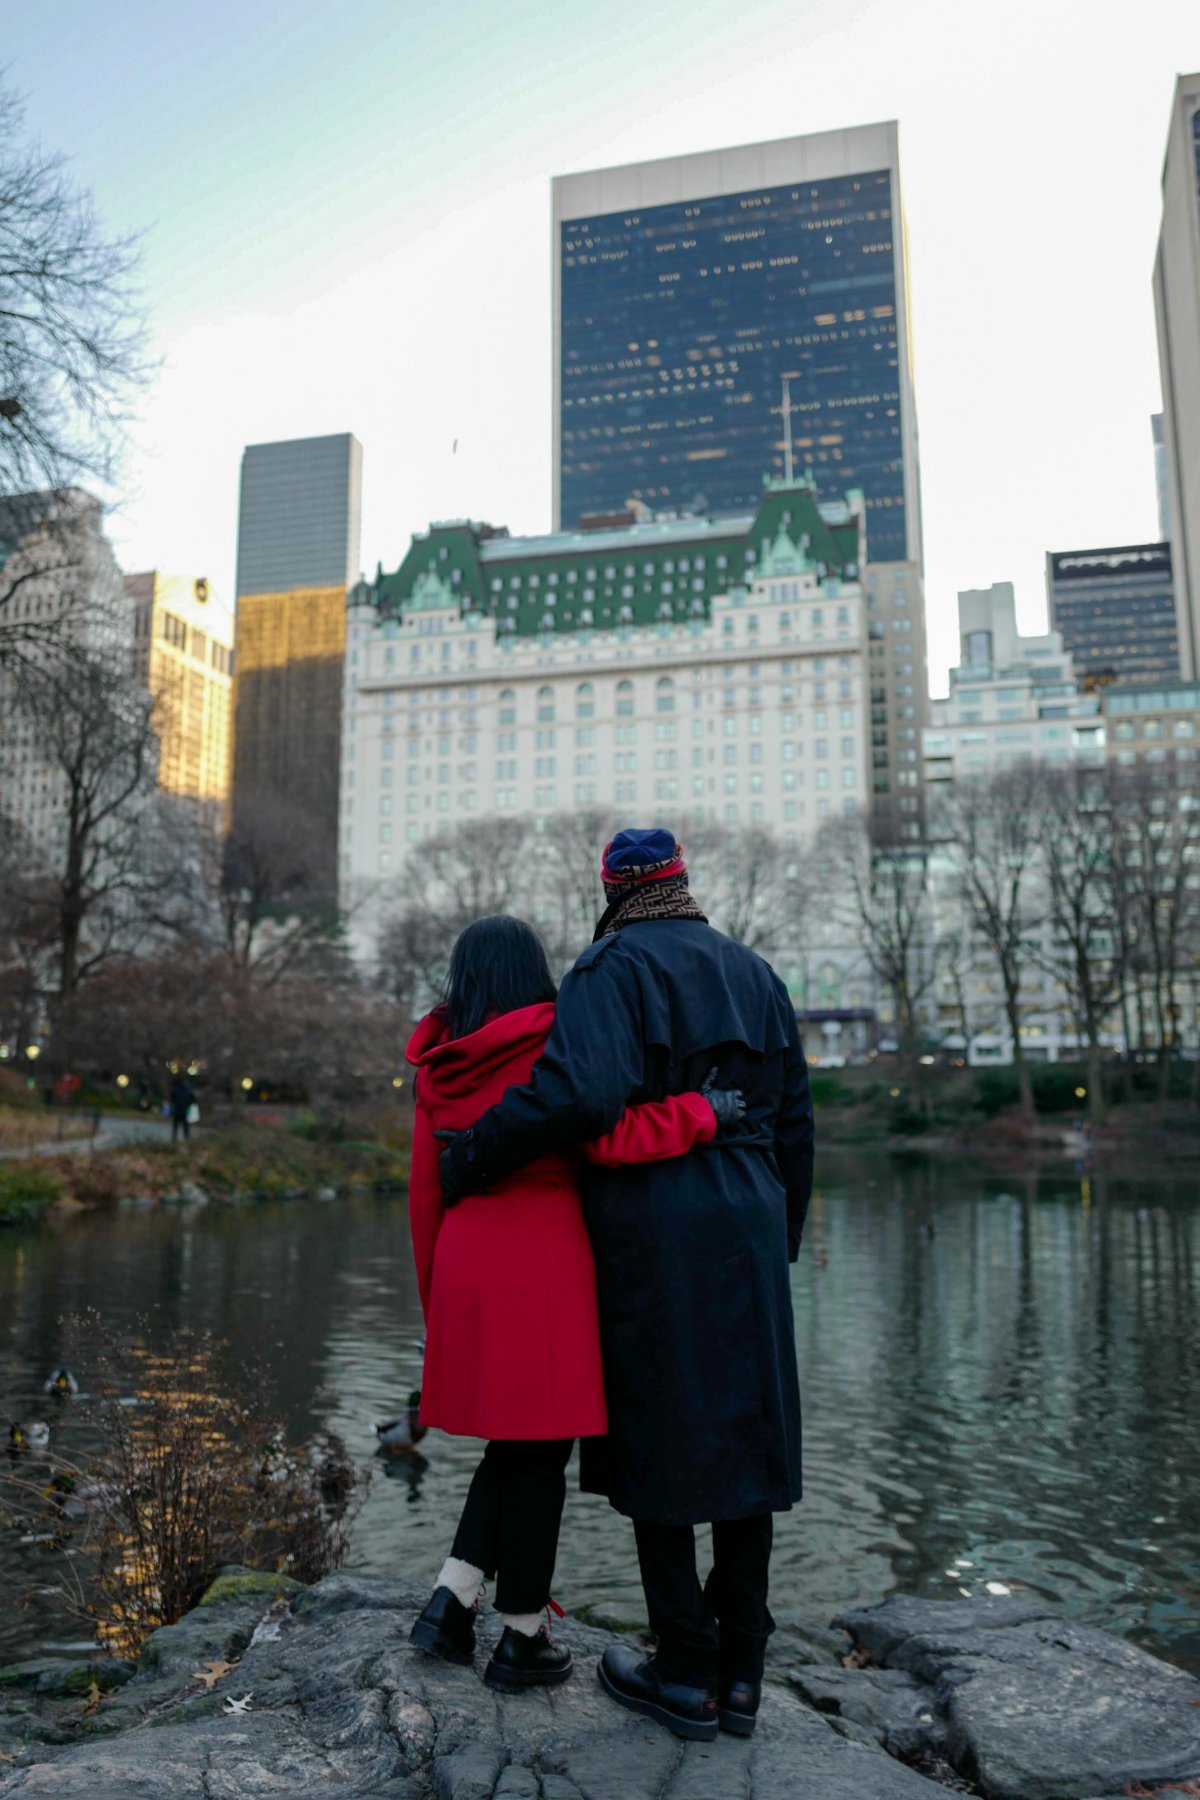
[434,1126,482,1208]
[700,1066,746,1132]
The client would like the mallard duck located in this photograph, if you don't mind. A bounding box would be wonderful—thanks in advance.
[43,1368,79,1398]
[45,1471,119,1518]
[375,1391,426,1452]
[312,1434,356,1504]
[10,1421,50,1452]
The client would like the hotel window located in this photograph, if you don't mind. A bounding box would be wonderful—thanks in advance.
[537,685,556,722]
[724,774,738,794]
[817,769,830,790]
[499,688,516,725]
[576,782,596,803]
[616,679,635,717]
[783,770,798,790]
[576,682,595,718]
[841,737,854,758]
[842,767,856,788]
[657,676,675,713]
[576,754,596,775]
[616,781,636,804]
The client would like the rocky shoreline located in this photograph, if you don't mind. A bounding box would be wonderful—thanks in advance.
[1,1570,1198,1798]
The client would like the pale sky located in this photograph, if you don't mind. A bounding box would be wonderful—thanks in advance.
[6,0,1197,689]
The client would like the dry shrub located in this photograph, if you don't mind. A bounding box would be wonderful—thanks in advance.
[5,1314,363,1655]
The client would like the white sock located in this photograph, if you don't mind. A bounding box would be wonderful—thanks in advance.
[501,1611,543,1638]
[436,1556,484,1609]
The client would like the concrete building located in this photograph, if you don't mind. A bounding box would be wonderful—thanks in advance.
[923,583,1104,789]
[553,125,929,838]
[1153,73,1200,679]
[125,572,233,816]
[1045,542,1178,688]
[0,489,131,865]
[340,479,869,950]
[1103,677,1200,776]
[1152,413,1171,541]
[230,433,362,890]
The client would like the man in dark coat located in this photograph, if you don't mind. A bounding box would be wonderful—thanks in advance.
[438,827,814,1741]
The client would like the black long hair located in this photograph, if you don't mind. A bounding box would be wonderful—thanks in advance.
[443,915,558,1039]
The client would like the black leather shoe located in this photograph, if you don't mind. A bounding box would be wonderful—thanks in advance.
[718,1676,761,1735]
[597,1645,718,1742]
[409,1586,476,1666]
[485,1624,572,1689]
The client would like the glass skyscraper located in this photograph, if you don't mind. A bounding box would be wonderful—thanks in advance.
[553,126,921,567]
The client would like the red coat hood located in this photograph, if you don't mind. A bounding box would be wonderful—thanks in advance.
[405,1002,556,1102]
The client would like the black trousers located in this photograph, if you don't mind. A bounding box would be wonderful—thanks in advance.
[451,1438,573,1614]
[634,1514,775,1685]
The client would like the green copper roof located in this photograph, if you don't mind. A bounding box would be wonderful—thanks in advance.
[369,481,862,639]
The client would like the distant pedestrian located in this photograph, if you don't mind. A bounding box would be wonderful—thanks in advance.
[169,1073,196,1143]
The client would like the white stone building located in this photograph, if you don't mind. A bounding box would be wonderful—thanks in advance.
[923,582,1104,789]
[340,480,870,960]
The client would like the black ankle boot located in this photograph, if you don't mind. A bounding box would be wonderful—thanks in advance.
[718,1675,762,1735]
[409,1586,476,1666]
[597,1645,718,1741]
[485,1623,573,1689]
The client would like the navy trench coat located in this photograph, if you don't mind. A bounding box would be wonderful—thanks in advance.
[462,916,814,1526]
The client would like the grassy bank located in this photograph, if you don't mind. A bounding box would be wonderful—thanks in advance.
[812,1062,1200,1160]
[0,1110,413,1224]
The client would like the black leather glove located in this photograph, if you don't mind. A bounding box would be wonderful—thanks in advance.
[434,1127,483,1208]
[699,1066,746,1132]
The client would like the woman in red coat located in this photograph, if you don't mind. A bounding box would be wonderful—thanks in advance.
[406,914,740,1691]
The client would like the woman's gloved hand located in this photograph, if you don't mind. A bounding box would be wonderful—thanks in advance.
[700,1066,746,1132]
[433,1126,480,1207]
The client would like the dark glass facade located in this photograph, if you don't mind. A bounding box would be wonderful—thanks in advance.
[1047,544,1179,687]
[558,171,908,561]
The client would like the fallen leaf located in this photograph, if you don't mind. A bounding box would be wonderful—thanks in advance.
[223,1693,254,1716]
[192,1658,239,1692]
[82,1680,101,1717]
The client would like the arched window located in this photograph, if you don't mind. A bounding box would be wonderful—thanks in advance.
[616,679,635,718]
[537,684,556,722]
[499,688,516,726]
[576,681,595,719]
[656,676,675,714]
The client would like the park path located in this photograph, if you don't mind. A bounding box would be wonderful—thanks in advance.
[0,1113,173,1161]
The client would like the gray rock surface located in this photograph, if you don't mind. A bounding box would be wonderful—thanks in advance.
[835,1594,1200,1800]
[0,1571,940,1799]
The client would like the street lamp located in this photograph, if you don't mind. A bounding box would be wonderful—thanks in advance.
[391,1076,404,1089]
[240,1077,253,1092]
[116,1073,130,1089]
[25,1044,40,1062]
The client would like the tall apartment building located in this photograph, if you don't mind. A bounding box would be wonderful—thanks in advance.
[340,479,869,948]
[553,124,928,831]
[1045,542,1178,688]
[923,582,1104,789]
[1153,73,1200,678]
[230,433,362,889]
[125,572,233,816]
[0,489,131,864]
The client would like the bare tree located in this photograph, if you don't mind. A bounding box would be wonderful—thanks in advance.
[214,794,340,981]
[0,79,149,497]
[1029,767,1121,1125]
[688,824,805,954]
[831,813,938,1097]
[1108,761,1200,1095]
[2,639,165,1071]
[935,764,1044,1120]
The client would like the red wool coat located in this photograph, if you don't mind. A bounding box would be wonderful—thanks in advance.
[406,1002,716,1442]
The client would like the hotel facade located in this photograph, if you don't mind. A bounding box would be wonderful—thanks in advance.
[339,480,869,952]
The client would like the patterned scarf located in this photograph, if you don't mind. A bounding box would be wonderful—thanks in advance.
[595,876,708,939]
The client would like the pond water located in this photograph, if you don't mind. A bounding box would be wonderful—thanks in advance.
[2,1151,1198,1673]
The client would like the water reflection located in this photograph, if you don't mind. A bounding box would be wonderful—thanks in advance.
[1,1156,1198,1671]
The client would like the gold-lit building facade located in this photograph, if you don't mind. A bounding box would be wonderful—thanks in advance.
[229,585,345,884]
[125,571,233,813]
